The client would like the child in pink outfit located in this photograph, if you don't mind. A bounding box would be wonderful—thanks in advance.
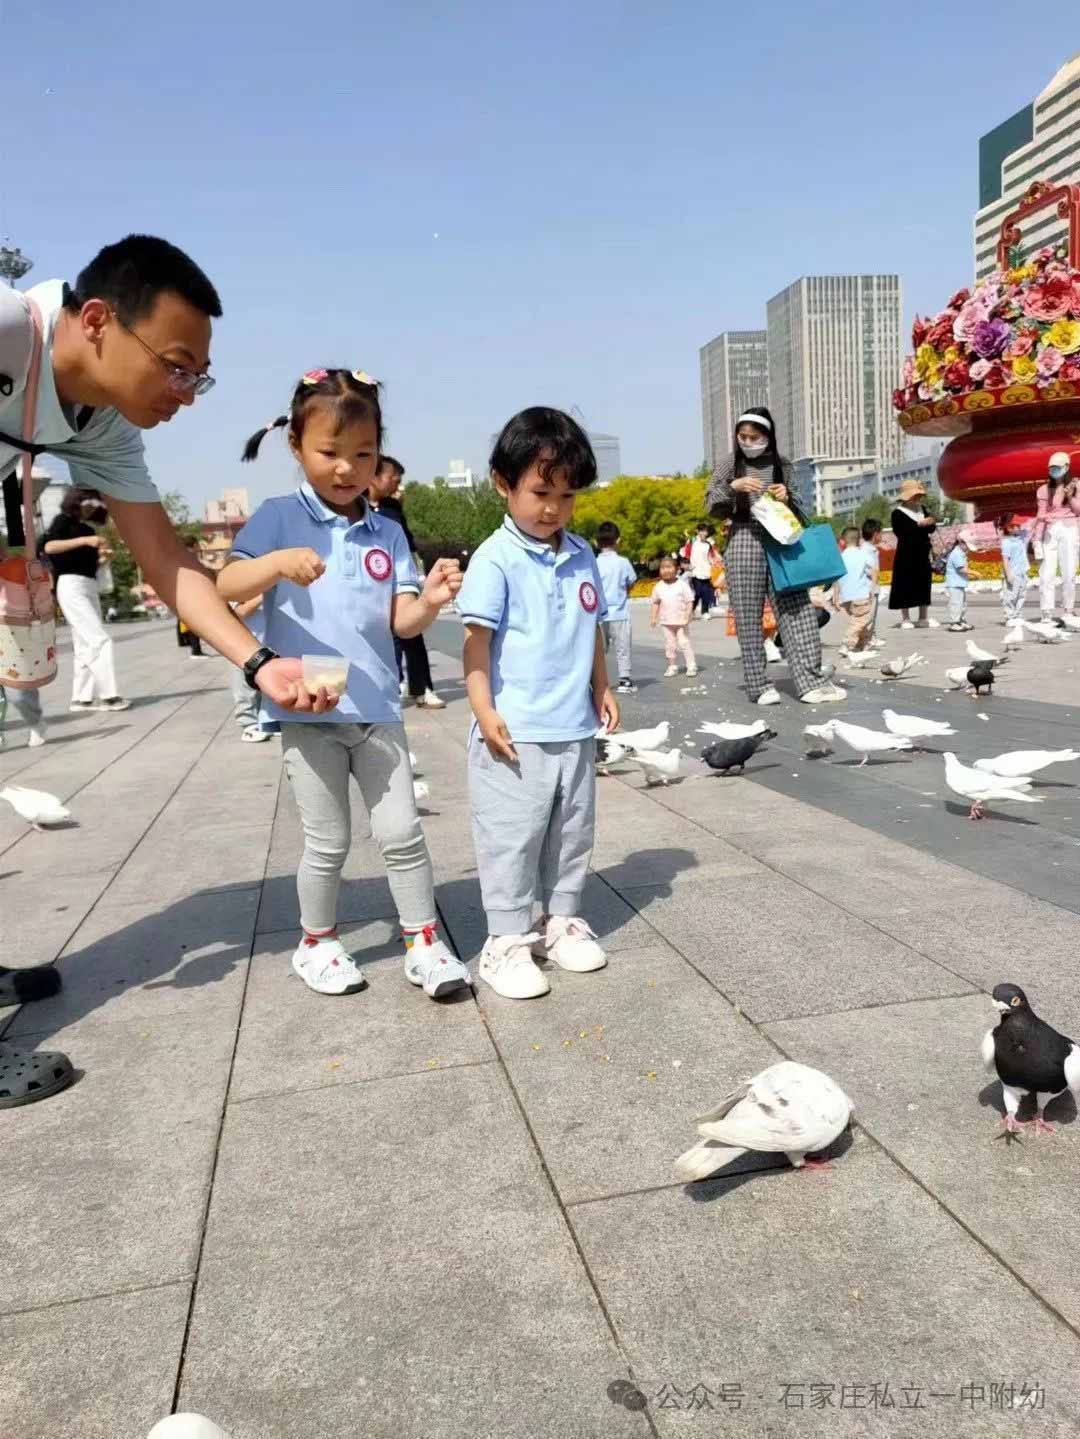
[651,556,697,676]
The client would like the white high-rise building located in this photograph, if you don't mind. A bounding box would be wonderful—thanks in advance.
[974,54,1080,280]
[446,459,475,490]
[766,275,903,470]
[699,330,768,472]
[205,488,250,524]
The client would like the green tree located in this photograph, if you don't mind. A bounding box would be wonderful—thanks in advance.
[693,461,711,480]
[101,488,200,613]
[572,476,709,567]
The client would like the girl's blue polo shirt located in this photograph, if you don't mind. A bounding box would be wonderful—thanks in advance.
[231,481,419,725]
[458,517,607,743]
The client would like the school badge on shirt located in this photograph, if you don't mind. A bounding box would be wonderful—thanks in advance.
[579,581,599,613]
[365,548,392,581]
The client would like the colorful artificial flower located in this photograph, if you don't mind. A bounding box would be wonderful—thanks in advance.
[982,361,1008,389]
[1060,359,1080,383]
[911,316,930,348]
[971,317,1010,359]
[968,359,993,382]
[953,298,990,344]
[914,345,940,382]
[1011,354,1038,382]
[943,359,970,389]
[1021,277,1072,322]
[1037,346,1064,379]
[947,288,971,310]
[926,314,955,351]
[1005,329,1037,358]
[1045,319,1080,354]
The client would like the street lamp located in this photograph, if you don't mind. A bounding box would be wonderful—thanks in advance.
[0,244,33,286]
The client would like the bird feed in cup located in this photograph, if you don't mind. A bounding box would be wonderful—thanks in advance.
[302,655,349,697]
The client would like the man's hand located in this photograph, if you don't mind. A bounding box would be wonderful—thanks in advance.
[478,707,517,762]
[596,688,619,734]
[255,656,340,713]
[422,557,463,609]
[278,548,326,586]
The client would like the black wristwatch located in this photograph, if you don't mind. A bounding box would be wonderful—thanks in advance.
[243,646,279,691]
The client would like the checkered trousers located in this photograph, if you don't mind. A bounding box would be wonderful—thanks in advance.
[725,523,826,699]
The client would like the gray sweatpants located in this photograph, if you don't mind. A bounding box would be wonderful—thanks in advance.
[281,720,435,934]
[603,619,633,679]
[231,665,259,728]
[1002,573,1027,623]
[946,587,967,625]
[468,734,596,935]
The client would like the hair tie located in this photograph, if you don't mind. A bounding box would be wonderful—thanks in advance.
[301,369,329,386]
[265,419,277,432]
[351,369,377,386]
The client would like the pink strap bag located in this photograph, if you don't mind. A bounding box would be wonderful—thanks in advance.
[0,295,57,689]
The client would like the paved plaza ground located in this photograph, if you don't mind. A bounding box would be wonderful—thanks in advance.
[2,596,1080,1439]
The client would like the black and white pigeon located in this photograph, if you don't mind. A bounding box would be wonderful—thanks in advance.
[675,1061,853,1180]
[982,983,1080,1139]
[967,662,994,696]
[701,731,770,775]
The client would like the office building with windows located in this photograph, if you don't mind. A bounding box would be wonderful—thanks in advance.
[699,330,769,472]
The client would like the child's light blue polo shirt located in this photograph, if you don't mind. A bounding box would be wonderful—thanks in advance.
[945,547,969,589]
[595,548,637,622]
[838,546,872,603]
[231,480,419,725]
[458,517,608,742]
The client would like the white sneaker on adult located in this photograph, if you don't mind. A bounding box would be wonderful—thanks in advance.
[291,933,366,995]
[26,726,46,749]
[147,1416,233,1439]
[417,689,446,709]
[764,639,782,663]
[801,685,846,704]
[399,679,408,698]
[478,933,549,998]
[532,916,607,972]
[663,664,678,677]
[757,686,782,706]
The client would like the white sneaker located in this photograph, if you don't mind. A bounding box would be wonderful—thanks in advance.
[757,687,782,706]
[899,621,915,630]
[291,933,367,995]
[240,724,271,743]
[399,680,408,698]
[870,637,887,648]
[927,617,940,628]
[685,666,699,677]
[764,639,782,663]
[801,685,846,704]
[663,664,678,677]
[838,647,851,660]
[417,689,446,709]
[532,917,607,973]
[478,933,549,999]
[26,726,46,748]
[404,928,471,997]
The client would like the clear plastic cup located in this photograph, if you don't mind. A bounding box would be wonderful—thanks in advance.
[301,655,349,697]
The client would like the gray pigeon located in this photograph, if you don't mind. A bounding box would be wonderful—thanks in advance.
[701,732,770,775]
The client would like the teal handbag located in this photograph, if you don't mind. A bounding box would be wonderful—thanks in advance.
[763,524,846,594]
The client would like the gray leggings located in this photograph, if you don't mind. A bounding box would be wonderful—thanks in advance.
[281,720,435,934]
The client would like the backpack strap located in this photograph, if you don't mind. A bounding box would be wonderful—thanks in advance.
[20,296,44,551]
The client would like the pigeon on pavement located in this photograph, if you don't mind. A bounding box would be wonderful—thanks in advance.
[966,639,1005,666]
[628,748,681,784]
[1003,623,1024,651]
[616,722,671,752]
[412,780,430,804]
[975,749,1080,778]
[982,983,1080,1139]
[942,752,1040,819]
[881,652,925,678]
[0,785,70,829]
[945,666,972,689]
[967,663,994,696]
[1024,619,1069,643]
[802,723,835,755]
[881,709,956,744]
[701,732,770,775]
[822,718,914,766]
[698,719,774,741]
[675,1061,853,1180]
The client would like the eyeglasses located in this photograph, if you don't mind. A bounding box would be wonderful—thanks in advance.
[116,316,216,397]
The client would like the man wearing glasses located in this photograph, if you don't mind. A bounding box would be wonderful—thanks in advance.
[0,234,338,1108]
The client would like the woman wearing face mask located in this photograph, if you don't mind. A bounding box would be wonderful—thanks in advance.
[1032,451,1080,622]
[707,406,843,707]
[41,488,130,713]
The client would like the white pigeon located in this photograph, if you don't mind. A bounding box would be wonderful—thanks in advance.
[881,652,925,678]
[628,748,681,784]
[802,723,835,755]
[616,721,671,752]
[412,780,430,803]
[596,739,628,773]
[966,639,1005,666]
[674,1061,853,1180]
[698,719,770,741]
[1024,619,1069,643]
[825,718,913,766]
[882,709,956,742]
[0,785,70,829]
[942,752,1041,820]
[945,666,972,689]
[975,749,1080,779]
[843,649,874,668]
[1003,624,1024,651]
[1063,614,1080,631]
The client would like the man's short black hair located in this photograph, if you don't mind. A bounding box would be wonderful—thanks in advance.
[490,407,597,490]
[596,521,620,547]
[378,455,405,477]
[861,517,883,539]
[66,235,222,326]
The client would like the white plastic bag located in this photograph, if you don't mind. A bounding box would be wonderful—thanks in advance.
[751,493,804,545]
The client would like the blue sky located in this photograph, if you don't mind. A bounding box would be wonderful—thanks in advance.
[6,2,1077,512]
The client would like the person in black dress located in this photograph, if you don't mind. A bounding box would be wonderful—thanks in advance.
[888,478,939,629]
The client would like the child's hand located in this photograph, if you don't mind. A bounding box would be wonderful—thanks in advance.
[596,688,619,734]
[478,708,517,763]
[422,557,463,608]
[278,547,326,586]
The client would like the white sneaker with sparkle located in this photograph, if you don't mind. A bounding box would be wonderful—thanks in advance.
[291,934,367,995]
[532,917,607,973]
[404,928,471,998]
[478,933,549,999]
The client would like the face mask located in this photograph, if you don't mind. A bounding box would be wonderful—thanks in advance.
[739,439,768,458]
[84,505,108,525]
[1050,468,1069,482]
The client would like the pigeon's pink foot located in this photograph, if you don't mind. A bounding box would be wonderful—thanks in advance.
[995,1114,1024,1143]
[969,802,984,820]
[1032,1116,1056,1136]
[800,1157,832,1171]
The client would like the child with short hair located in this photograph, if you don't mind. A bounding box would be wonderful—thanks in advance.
[220,368,470,999]
[651,555,697,676]
[834,527,874,655]
[945,534,973,631]
[595,520,637,694]
[997,513,1029,625]
[860,517,885,647]
[460,407,618,1000]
